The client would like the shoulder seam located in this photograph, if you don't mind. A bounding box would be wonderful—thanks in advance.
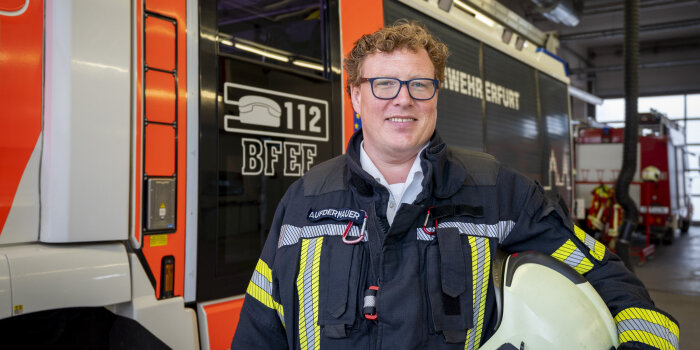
[446,146,500,186]
[302,154,347,196]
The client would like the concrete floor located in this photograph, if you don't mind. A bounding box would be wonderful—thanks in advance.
[633,225,700,349]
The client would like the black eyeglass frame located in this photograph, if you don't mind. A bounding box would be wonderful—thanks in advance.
[360,77,439,100]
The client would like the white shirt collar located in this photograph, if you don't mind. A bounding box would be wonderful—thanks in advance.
[359,142,426,226]
[359,141,425,189]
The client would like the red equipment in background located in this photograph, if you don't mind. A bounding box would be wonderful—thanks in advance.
[586,184,620,235]
[574,111,693,253]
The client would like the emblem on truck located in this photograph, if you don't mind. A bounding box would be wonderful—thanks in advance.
[222,82,330,177]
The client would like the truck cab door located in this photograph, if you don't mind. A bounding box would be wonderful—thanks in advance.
[196,0,343,302]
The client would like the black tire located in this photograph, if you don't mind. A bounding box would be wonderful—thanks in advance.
[662,226,674,245]
[0,307,169,349]
[680,218,690,234]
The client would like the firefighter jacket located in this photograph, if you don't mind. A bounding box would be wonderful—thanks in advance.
[232,131,679,350]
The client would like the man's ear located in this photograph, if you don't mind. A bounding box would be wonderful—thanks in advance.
[350,84,361,113]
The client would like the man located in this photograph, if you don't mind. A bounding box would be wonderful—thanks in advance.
[232,21,678,350]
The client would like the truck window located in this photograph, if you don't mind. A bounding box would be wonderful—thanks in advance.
[217,0,327,76]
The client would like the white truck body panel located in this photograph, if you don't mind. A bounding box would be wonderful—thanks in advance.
[0,243,130,316]
[42,0,131,243]
[112,254,200,350]
[0,136,41,244]
[185,0,200,304]
[0,255,11,319]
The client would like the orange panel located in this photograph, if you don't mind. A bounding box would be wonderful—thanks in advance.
[203,297,245,350]
[145,124,176,176]
[0,0,43,233]
[145,15,176,71]
[0,0,26,11]
[141,0,186,299]
[145,0,187,27]
[145,70,176,123]
[340,0,385,146]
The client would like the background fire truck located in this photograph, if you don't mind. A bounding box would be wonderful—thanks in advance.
[0,0,572,348]
[574,111,693,247]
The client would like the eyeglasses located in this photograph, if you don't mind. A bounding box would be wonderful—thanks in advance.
[360,77,439,100]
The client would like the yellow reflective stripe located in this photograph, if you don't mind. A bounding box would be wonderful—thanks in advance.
[312,237,323,344]
[574,225,586,241]
[592,240,606,261]
[247,259,285,326]
[619,330,676,350]
[297,240,310,350]
[573,257,593,274]
[465,236,490,350]
[574,225,606,261]
[551,239,593,274]
[615,307,680,338]
[551,239,577,261]
[246,279,285,319]
[296,237,323,350]
[255,258,273,282]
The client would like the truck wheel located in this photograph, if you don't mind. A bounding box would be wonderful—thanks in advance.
[0,308,114,348]
[0,307,168,349]
[680,218,690,234]
[662,227,674,245]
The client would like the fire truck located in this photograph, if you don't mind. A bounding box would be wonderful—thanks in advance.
[574,111,693,247]
[0,0,573,348]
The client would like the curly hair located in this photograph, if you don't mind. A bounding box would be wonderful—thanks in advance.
[344,20,450,95]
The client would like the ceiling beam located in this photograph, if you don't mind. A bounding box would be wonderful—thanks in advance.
[559,18,700,41]
[570,57,700,74]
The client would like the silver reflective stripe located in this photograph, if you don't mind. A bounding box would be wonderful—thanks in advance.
[278,223,367,248]
[251,270,273,296]
[417,220,516,243]
[580,231,596,252]
[618,319,679,349]
[295,237,324,349]
[562,246,587,268]
[465,236,490,350]
[417,228,434,241]
[299,238,319,350]
[363,295,375,308]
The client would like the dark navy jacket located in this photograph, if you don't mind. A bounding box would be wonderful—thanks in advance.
[232,131,679,350]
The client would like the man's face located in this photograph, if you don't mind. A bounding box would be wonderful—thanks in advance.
[351,48,438,160]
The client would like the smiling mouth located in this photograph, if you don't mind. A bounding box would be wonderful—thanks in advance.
[387,117,416,122]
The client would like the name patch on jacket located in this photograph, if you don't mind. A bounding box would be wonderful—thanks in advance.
[308,208,362,224]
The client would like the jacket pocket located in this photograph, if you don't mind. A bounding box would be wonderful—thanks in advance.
[318,237,364,338]
[425,227,473,344]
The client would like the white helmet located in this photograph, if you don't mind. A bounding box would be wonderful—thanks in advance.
[642,165,661,182]
[480,251,618,349]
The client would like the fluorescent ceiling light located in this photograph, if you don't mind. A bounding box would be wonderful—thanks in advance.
[569,86,603,105]
[475,13,496,27]
[293,60,324,71]
[234,43,289,62]
[453,0,495,27]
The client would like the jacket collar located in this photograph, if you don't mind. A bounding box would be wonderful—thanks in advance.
[345,129,467,200]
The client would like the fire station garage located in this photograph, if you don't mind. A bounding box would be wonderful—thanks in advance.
[0,0,699,349]
[495,0,700,346]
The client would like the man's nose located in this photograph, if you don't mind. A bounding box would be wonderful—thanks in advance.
[393,83,414,105]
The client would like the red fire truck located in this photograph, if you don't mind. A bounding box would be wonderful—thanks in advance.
[574,111,693,246]
[1,0,572,347]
